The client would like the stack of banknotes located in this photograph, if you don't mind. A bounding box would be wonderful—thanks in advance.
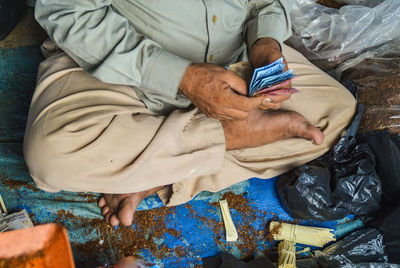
[248,57,299,97]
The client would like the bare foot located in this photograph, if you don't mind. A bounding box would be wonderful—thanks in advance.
[221,109,324,150]
[98,186,164,226]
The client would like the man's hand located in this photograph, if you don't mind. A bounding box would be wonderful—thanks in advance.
[248,38,293,108]
[179,63,279,120]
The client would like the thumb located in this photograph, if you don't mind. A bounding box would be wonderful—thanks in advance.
[224,71,248,96]
[247,95,280,110]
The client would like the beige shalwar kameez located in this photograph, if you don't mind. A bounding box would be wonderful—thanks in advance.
[24,0,356,206]
[24,42,356,206]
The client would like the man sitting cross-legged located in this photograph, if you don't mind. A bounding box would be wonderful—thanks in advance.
[24,0,356,226]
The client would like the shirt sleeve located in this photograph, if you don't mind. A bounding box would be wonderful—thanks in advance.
[244,0,293,51]
[34,0,192,99]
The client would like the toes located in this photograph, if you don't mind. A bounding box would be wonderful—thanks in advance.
[117,198,140,226]
[98,191,160,227]
[117,256,137,266]
[110,215,120,226]
[309,126,325,145]
[104,211,113,224]
[98,196,106,208]
[102,206,110,216]
[298,121,325,145]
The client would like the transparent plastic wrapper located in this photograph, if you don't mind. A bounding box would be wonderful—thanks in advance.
[333,0,384,7]
[358,106,400,136]
[317,0,344,9]
[277,105,382,221]
[335,38,400,134]
[287,0,400,71]
[334,37,398,79]
[0,209,33,231]
[335,37,400,79]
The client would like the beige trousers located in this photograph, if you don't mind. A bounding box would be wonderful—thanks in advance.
[23,43,356,206]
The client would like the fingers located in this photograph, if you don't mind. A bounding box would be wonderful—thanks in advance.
[198,83,251,120]
[223,108,249,120]
[226,89,286,112]
[203,108,248,121]
[207,90,282,120]
[187,63,293,120]
[202,88,293,120]
[218,92,256,118]
[265,93,291,103]
[223,71,248,96]
[258,93,292,110]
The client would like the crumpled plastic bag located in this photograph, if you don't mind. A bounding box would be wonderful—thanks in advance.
[370,206,400,263]
[344,264,400,268]
[316,228,387,266]
[358,131,400,206]
[0,0,25,41]
[287,0,400,71]
[296,228,388,267]
[276,105,382,221]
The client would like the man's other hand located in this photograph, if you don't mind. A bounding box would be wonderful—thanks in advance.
[248,38,293,107]
[179,63,281,120]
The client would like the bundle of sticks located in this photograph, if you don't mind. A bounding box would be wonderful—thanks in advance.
[270,221,337,268]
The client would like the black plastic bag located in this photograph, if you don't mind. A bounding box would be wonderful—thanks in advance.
[344,264,400,268]
[358,131,400,207]
[317,228,387,266]
[297,228,387,268]
[203,252,274,268]
[370,206,400,264]
[277,105,382,221]
[0,0,25,41]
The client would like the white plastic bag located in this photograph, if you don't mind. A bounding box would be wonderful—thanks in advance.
[333,37,400,80]
[287,0,400,71]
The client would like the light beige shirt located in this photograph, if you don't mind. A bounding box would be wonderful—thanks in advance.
[35,0,292,114]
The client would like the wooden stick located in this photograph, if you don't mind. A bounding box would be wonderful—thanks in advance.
[219,200,238,242]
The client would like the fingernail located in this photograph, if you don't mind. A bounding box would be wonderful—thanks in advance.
[311,139,316,145]
[263,98,272,104]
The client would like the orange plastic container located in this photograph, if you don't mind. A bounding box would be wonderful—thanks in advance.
[0,223,75,267]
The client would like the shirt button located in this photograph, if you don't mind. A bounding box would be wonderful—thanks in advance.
[212,15,217,24]
[209,54,214,62]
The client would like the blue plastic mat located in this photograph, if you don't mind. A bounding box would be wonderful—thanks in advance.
[0,46,43,142]
[0,46,359,267]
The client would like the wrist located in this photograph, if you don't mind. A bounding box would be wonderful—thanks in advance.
[249,38,282,68]
[179,64,195,95]
[252,38,281,51]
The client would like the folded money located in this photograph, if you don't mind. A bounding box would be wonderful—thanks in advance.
[248,57,298,97]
